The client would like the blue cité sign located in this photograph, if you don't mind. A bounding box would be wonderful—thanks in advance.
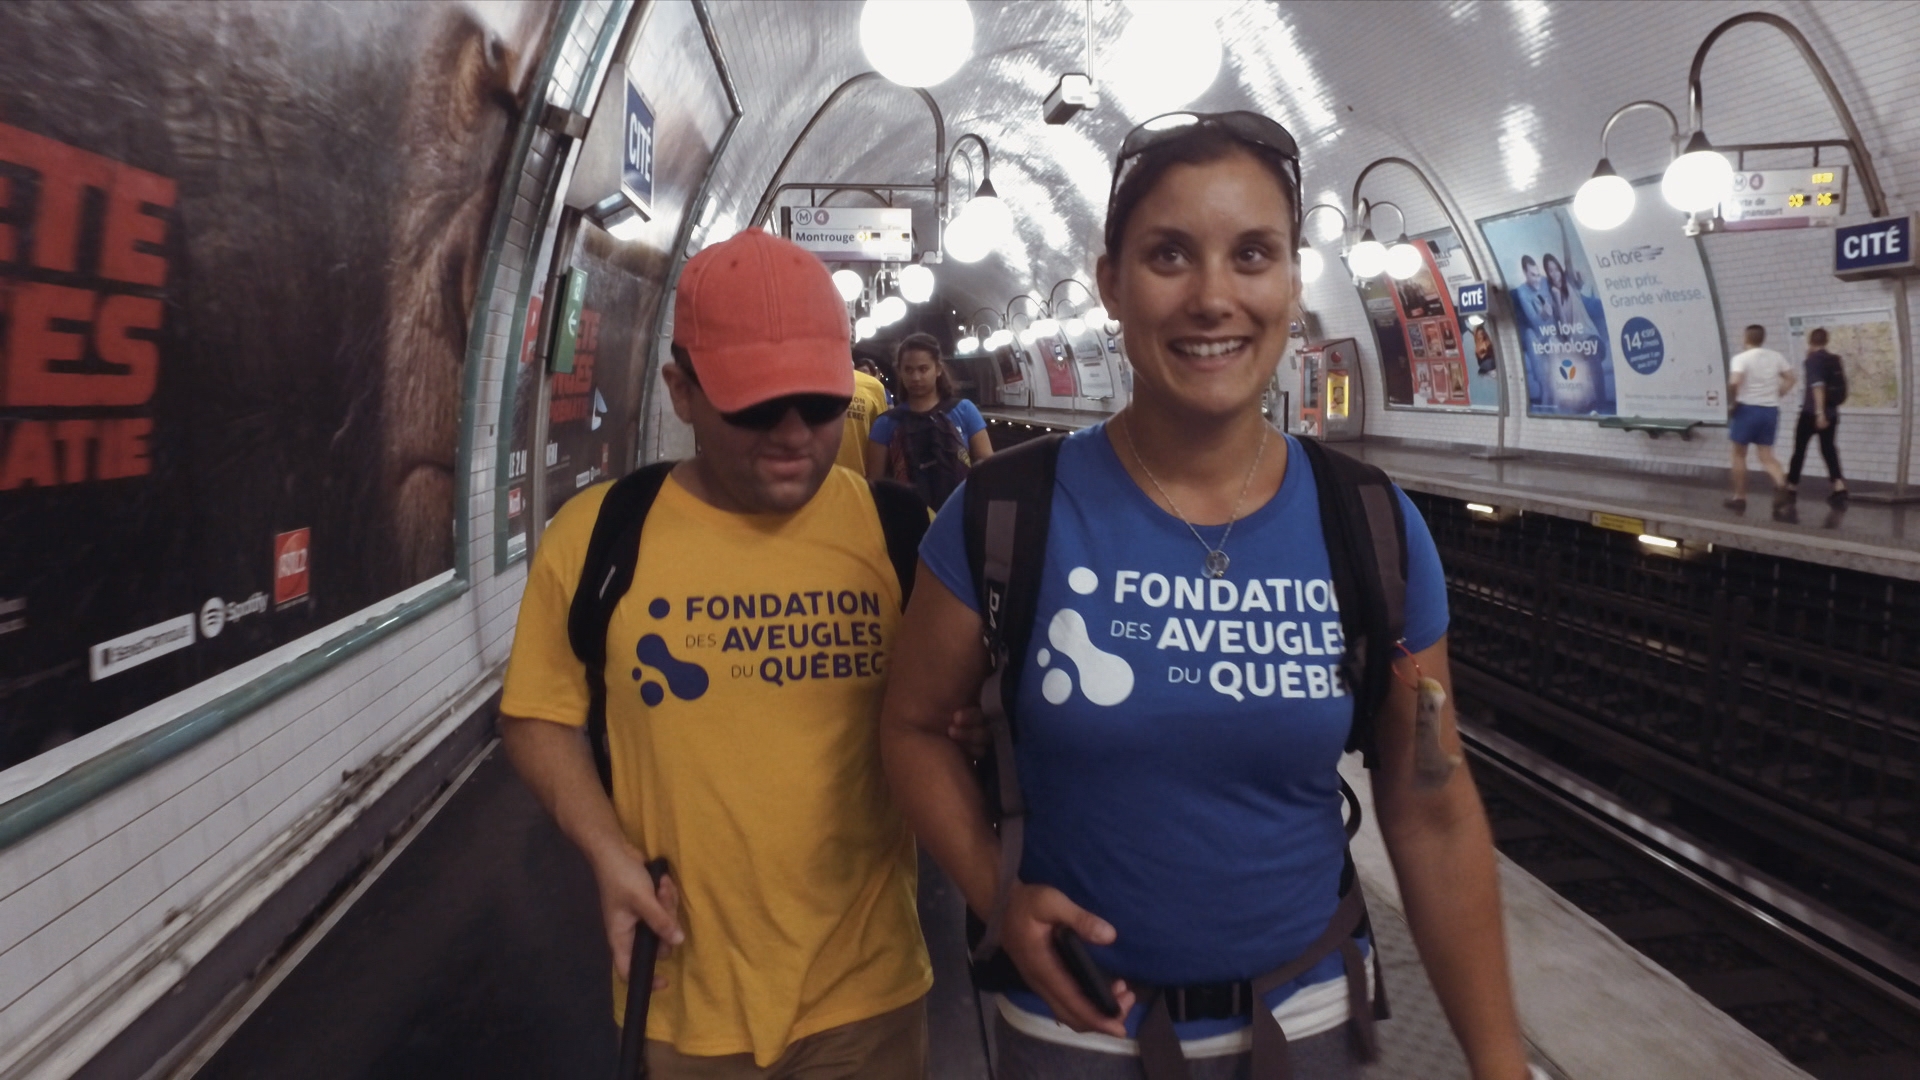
[622,77,655,219]
[1833,214,1915,280]
[1455,282,1488,314]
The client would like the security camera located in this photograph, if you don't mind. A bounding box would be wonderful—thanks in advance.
[1043,73,1097,125]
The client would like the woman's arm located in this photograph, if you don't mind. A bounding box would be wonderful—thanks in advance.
[1370,637,1530,1080]
[969,429,995,463]
[879,565,1133,1035]
[864,439,889,480]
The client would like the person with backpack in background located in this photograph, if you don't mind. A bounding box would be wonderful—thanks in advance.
[497,229,934,1079]
[879,113,1530,1079]
[1785,326,1848,504]
[866,333,993,507]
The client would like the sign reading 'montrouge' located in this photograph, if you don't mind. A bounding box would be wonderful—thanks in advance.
[780,206,913,263]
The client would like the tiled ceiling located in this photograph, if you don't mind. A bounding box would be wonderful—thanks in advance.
[699,1,1918,336]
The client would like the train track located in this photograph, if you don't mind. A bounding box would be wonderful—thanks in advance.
[1462,713,1920,1079]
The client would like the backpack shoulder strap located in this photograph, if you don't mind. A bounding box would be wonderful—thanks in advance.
[962,433,1066,723]
[959,432,1063,963]
[567,461,676,792]
[1293,436,1406,770]
[868,478,930,604]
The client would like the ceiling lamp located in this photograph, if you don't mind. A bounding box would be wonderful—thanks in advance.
[1106,3,1222,119]
[1572,159,1636,230]
[1297,245,1325,283]
[831,269,864,302]
[1063,318,1085,336]
[1345,231,1387,278]
[1031,317,1059,337]
[959,178,1013,250]
[1662,131,1733,213]
[944,211,990,263]
[956,335,980,354]
[859,0,973,88]
[985,329,1013,349]
[1017,328,1038,346]
[1384,241,1424,280]
[1085,305,1109,325]
[873,295,908,326]
[897,263,935,303]
[854,316,877,341]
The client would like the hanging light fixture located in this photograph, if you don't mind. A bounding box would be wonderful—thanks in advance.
[1384,240,1424,280]
[1106,2,1222,119]
[1063,318,1086,336]
[1017,328,1038,346]
[956,335,980,354]
[1031,317,1059,337]
[831,269,865,303]
[986,329,1013,350]
[958,178,1013,253]
[897,263,935,303]
[1662,130,1734,213]
[1572,159,1637,230]
[1297,245,1325,283]
[858,0,974,88]
[873,295,908,326]
[854,316,877,341]
[1345,230,1388,278]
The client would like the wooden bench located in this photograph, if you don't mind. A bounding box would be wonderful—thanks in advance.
[1598,416,1704,440]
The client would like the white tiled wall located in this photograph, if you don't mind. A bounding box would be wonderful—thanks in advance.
[694,0,1919,483]
[0,0,618,1059]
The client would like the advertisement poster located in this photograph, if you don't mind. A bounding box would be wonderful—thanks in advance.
[505,293,544,562]
[1063,324,1115,399]
[1359,227,1498,411]
[543,221,660,520]
[1031,335,1079,397]
[1787,309,1900,412]
[993,343,1026,392]
[1480,180,1726,421]
[0,1,555,770]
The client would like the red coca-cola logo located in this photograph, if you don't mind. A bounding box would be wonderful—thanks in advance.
[274,528,310,606]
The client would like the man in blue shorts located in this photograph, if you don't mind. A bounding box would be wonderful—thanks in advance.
[1725,324,1796,515]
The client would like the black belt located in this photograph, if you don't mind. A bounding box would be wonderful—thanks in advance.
[1162,980,1256,1023]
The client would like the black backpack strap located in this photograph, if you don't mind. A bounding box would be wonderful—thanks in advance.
[1292,436,1407,771]
[567,461,677,792]
[959,433,1064,964]
[868,478,930,604]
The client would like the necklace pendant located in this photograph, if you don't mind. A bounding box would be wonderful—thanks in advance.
[1205,550,1230,578]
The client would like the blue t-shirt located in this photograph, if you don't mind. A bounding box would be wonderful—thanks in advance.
[920,424,1448,1036]
[869,397,986,447]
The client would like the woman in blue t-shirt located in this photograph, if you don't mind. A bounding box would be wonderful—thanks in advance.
[866,333,992,510]
[880,114,1529,1079]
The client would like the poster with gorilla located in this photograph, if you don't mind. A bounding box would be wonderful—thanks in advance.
[0,0,557,771]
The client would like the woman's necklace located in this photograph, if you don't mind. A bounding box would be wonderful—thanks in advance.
[1118,413,1269,579]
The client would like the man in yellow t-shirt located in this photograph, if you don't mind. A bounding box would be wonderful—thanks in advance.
[837,366,891,475]
[500,229,931,1077]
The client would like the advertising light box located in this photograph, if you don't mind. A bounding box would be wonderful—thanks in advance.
[1480,180,1727,422]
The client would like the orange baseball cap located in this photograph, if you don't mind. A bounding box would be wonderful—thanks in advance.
[672,228,854,414]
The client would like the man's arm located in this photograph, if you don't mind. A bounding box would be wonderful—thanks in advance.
[501,714,682,981]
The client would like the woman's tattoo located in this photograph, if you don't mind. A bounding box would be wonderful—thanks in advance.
[1414,678,1463,790]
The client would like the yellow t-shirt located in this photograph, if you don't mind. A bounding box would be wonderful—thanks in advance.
[836,370,891,474]
[501,465,930,1063]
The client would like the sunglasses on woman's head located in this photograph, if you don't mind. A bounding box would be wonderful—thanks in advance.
[1108,111,1304,238]
[719,394,851,431]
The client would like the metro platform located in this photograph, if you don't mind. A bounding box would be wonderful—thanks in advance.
[167,740,1812,1079]
[982,408,1920,585]
[168,424,1864,1079]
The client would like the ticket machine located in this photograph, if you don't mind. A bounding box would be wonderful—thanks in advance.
[1292,337,1363,442]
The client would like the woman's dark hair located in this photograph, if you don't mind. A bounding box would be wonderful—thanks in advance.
[1541,253,1568,297]
[1104,125,1299,260]
[894,332,954,401]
